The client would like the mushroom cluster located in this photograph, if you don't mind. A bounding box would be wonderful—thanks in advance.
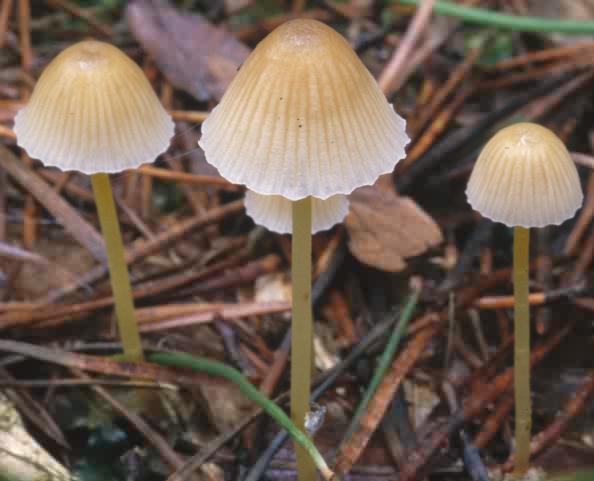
[11,17,586,481]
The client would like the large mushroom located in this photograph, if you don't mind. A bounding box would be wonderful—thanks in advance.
[198,18,409,480]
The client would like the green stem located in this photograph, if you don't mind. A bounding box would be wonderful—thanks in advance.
[149,352,335,480]
[398,0,594,34]
[342,291,419,444]
[290,197,316,481]
[91,173,143,362]
[513,226,531,475]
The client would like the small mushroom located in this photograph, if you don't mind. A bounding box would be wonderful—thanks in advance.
[244,192,348,234]
[465,122,583,475]
[14,40,174,361]
[199,19,409,481]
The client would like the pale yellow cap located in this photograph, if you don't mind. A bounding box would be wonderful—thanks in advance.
[199,19,409,202]
[466,123,583,228]
[14,40,174,174]
[245,191,348,234]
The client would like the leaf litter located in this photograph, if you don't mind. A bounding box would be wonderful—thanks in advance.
[1,1,594,481]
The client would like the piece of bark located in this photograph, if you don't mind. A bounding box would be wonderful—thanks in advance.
[127,0,250,102]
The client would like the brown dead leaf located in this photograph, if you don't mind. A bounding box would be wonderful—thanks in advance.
[345,185,442,272]
[127,0,251,102]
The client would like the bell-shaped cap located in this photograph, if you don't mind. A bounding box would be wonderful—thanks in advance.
[466,123,583,228]
[199,19,409,201]
[245,191,348,234]
[14,40,174,174]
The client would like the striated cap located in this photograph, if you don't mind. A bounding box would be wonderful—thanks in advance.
[199,19,409,203]
[466,123,583,228]
[245,190,348,234]
[14,40,174,174]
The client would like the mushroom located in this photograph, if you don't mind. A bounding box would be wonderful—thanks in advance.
[466,122,583,474]
[14,40,174,361]
[198,18,409,479]
[244,192,348,234]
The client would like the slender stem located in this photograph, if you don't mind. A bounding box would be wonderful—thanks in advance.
[398,0,594,34]
[91,173,143,361]
[513,226,531,475]
[149,352,335,480]
[290,197,315,481]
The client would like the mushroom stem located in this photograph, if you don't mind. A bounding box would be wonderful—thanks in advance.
[513,225,531,475]
[91,173,143,361]
[290,196,316,481]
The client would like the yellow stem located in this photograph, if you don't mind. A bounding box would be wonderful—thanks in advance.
[91,173,143,361]
[291,197,316,481]
[513,226,531,476]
